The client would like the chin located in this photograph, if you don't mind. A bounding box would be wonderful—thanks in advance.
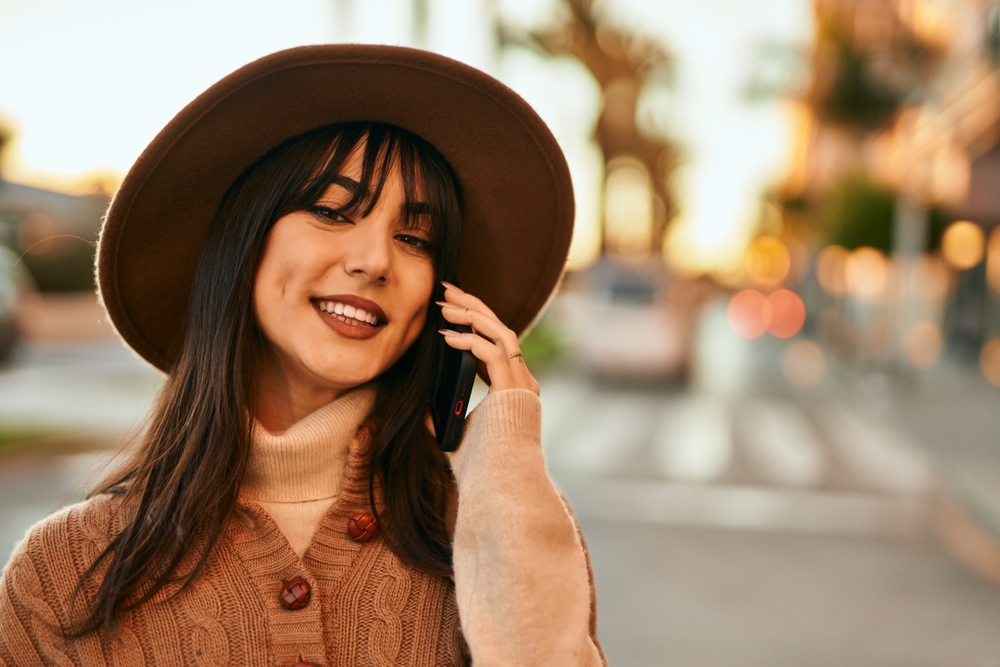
[305,355,382,390]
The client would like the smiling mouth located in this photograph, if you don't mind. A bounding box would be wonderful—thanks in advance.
[313,299,381,327]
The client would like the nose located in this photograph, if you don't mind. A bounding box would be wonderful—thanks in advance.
[342,212,392,284]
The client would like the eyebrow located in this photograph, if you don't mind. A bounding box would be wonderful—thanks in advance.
[327,175,431,215]
[332,175,359,192]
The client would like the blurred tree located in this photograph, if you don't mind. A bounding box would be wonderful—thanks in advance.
[763,0,950,250]
[808,0,938,132]
[498,0,679,256]
[820,177,896,251]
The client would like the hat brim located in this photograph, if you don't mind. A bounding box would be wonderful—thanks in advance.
[97,44,574,372]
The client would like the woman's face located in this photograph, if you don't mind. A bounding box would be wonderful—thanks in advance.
[253,143,436,398]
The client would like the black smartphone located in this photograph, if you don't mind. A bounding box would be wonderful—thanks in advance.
[432,324,479,452]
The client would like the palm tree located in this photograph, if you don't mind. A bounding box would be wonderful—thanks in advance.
[499,0,678,256]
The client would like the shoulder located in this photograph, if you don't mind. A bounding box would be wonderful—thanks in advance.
[2,493,127,609]
[11,492,125,562]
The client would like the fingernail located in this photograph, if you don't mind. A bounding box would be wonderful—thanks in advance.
[442,281,464,293]
[438,329,456,335]
[436,301,449,307]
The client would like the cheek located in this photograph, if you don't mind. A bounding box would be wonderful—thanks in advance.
[252,222,316,336]
[397,266,436,345]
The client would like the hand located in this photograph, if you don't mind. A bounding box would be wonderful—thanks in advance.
[437,282,540,396]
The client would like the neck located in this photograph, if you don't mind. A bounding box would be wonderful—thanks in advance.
[255,355,350,432]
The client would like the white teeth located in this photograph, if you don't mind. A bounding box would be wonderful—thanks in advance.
[318,300,380,326]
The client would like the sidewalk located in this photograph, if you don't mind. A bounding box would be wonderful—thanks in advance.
[877,363,1000,584]
[710,320,1000,585]
[0,339,162,442]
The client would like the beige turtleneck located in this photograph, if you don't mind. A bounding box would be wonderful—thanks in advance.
[240,385,603,666]
[241,385,376,557]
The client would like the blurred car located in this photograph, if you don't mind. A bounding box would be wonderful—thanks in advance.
[556,258,702,382]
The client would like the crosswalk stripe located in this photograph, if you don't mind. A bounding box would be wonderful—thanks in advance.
[651,394,732,482]
[737,399,828,487]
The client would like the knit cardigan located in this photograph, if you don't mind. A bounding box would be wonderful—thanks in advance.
[0,388,606,666]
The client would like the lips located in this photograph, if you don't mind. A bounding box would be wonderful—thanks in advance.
[312,294,387,340]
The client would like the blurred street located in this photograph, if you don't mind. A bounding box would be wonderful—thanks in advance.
[3,315,1000,666]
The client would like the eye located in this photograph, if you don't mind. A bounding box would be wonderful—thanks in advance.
[309,205,351,223]
[396,233,433,252]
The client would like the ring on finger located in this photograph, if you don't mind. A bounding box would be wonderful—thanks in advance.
[509,352,523,361]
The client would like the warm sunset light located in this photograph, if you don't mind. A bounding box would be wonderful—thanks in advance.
[897,0,959,50]
[727,289,771,339]
[745,236,791,286]
[986,227,1000,294]
[816,245,849,297]
[845,247,890,302]
[941,221,985,270]
[604,156,654,256]
[766,289,806,339]
[727,288,805,339]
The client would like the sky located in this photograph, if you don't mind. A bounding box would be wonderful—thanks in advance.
[0,0,812,272]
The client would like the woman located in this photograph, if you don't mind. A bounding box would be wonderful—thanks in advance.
[0,45,604,666]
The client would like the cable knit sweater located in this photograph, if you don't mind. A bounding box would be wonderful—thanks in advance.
[0,387,605,666]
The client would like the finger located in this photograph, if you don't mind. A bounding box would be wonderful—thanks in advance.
[438,303,519,356]
[441,329,540,396]
[441,283,501,321]
[439,330,515,390]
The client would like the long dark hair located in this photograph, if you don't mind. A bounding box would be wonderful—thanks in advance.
[71,122,463,635]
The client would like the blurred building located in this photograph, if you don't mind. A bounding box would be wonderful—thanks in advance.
[0,179,106,294]
[773,0,1000,380]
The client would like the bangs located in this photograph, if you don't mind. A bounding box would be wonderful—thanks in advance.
[284,123,451,240]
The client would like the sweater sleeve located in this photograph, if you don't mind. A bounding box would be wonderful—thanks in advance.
[447,389,605,666]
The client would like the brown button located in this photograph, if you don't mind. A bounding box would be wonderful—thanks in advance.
[347,512,378,542]
[279,576,311,610]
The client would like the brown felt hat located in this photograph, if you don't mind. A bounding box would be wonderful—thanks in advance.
[97,44,574,372]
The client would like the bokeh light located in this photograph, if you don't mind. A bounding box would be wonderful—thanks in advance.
[902,321,943,369]
[897,0,959,50]
[845,247,890,302]
[982,338,1000,388]
[727,289,771,339]
[816,245,849,297]
[767,289,806,339]
[941,220,985,270]
[986,227,1000,294]
[745,236,791,285]
[782,339,825,388]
